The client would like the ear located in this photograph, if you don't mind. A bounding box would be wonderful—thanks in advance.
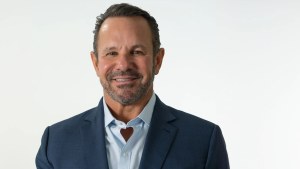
[154,48,165,75]
[90,51,100,77]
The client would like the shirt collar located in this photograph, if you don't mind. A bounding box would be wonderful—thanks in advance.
[103,93,156,127]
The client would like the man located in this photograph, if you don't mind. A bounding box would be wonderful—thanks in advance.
[36,3,230,169]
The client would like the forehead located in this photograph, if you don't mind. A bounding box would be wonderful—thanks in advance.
[97,16,153,51]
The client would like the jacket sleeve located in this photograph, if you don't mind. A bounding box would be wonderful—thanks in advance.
[205,125,230,169]
[36,127,54,169]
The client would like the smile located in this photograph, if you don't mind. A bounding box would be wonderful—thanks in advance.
[112,76,140,82]
[114,78,136,82]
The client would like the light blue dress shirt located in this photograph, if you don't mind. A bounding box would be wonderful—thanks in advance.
[103,94,156,169]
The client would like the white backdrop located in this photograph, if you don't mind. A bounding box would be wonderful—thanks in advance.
[0,0,299,168]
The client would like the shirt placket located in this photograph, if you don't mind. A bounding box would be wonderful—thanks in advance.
[116,120,143,169]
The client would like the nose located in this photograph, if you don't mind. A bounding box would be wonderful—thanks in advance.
[115,52,132,71]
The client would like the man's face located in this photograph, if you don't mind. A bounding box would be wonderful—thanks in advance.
[91,16,164,105]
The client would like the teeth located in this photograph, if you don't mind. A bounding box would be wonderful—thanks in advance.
[115,79,130,82]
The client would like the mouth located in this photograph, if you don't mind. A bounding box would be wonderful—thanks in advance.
[114,77,138,82]
[108,71,142,84]
[110,75,141,87]
[112,76,139,82]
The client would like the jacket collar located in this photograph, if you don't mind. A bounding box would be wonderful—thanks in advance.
[81,98,109,169]
[139,96,178,169]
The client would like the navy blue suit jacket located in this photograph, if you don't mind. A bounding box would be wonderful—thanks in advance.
[36,97,229,169]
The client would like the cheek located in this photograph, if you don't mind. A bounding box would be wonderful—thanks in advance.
[96,60,111,78]
[139,58,154,75]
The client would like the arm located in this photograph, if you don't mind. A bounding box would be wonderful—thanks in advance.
[36,127,54,169]
[205,125,230,169]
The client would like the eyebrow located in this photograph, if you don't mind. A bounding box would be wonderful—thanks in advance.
[103,44,147,52]
[131,44,147,51]
[103,47,118,52]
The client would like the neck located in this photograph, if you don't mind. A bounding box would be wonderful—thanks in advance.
[104,89,153,123]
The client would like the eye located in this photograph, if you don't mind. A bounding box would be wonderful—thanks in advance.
[131,50,144,56]
[106,51,118,57]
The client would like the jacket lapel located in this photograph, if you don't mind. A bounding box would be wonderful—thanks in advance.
[80,99,109,169]
[139,97,178,169]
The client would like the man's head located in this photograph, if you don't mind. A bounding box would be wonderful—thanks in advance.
[92,3,161,57]
[91,3,164,106]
